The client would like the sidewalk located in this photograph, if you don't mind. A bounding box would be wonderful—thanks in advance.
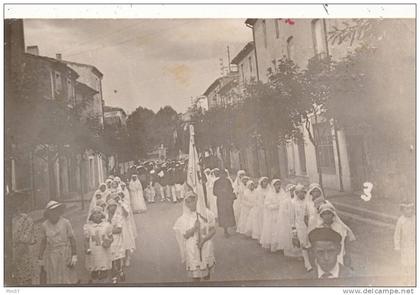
[325,189,400,229]
[282,175,400,228]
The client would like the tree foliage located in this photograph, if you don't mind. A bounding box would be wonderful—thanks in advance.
[126,105,181,160]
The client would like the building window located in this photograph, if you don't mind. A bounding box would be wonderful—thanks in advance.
[248,56,253,74]
[297,138,307,174]
[262,20,267,48]
[240,64,245,83]
[275,19,280,39]
[314,122,336,174]
[66,78,73,102]
[54,71,62,94]
[287,36,295,60]
[312,19,327,58]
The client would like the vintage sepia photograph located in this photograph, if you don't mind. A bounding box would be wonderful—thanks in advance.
[3,4,416,288]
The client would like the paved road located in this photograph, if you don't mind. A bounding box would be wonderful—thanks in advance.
[32,201,413,286]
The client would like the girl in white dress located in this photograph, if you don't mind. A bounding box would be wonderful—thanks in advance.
[274,180,295,253]
[244,180,261,237]
[394,200,415,276]
[129,174,147,214]
[88,183,108,220]
[232,170,246,224]
[117,192,136,268]
[247,177,269,240]
[105,179,113,192]
[83,206,113,283]
[120,182,137,239]
[285,183,296,199]
[107,199,125,284]
[291,184,312,271]
[306,183,325,232]
[260,179,282,251]
[237,180,256,235]
[317,203,356,267]
[173,191,216,281]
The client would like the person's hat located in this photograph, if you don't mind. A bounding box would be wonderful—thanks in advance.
[89,206,106,220]
[308,227,342,245]
[319,203,336,215]
[43,200,65,218]
[285,184,296,192]
[271,179,282,186]
[295,183,307,193]
[105,179,112,183]
[45,200,65,211]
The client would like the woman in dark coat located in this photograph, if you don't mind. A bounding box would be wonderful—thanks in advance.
[213,169,236,238]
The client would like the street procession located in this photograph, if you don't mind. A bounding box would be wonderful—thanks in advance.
[4,5,415,288]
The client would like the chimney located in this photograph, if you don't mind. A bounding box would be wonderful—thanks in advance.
[56,53,62,60]
[26,45,39,56]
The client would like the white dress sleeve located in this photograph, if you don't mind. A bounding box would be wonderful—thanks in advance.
[173,216,187,263]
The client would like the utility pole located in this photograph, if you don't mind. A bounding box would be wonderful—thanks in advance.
[227,46,231,73]
[219,58,224,76]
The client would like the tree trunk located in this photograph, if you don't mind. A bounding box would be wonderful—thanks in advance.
[47,146,56,201]
[254,138,260,177]
[333,119,344,192]
[30,150,36,209]
[305,113,323,190]
[313,113,324,190]
[79,153,85,210]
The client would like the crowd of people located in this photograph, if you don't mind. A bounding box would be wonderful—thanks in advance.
[195,168,357,279]
[187,168,415,280]
[81,159,190,284]
[9,159,415,285]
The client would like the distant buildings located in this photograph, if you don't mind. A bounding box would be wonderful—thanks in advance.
[104,106,127,128]
[203,72,239,109]
[231,41,257,87]
[196,18,414,196]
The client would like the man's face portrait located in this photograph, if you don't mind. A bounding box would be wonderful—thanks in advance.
[312,240,341,272]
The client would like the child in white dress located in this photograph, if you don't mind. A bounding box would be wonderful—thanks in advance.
[250,177,270,240]
[107,199,125,284]
[245,178,266,238]
[173,191,216,281]
[237,180,256,235]
[394,200,415,277]
[117,192,136,268]
[83,206,113,283]
[317,203,356,268]
[260,179,282,252]
[291,184,312,271]
[232,170,246,224]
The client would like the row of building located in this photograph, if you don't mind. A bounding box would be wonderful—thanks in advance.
[6,20,128,208]
[196,18,414,196]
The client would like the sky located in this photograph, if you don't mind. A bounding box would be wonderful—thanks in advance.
[23,19,252,114]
